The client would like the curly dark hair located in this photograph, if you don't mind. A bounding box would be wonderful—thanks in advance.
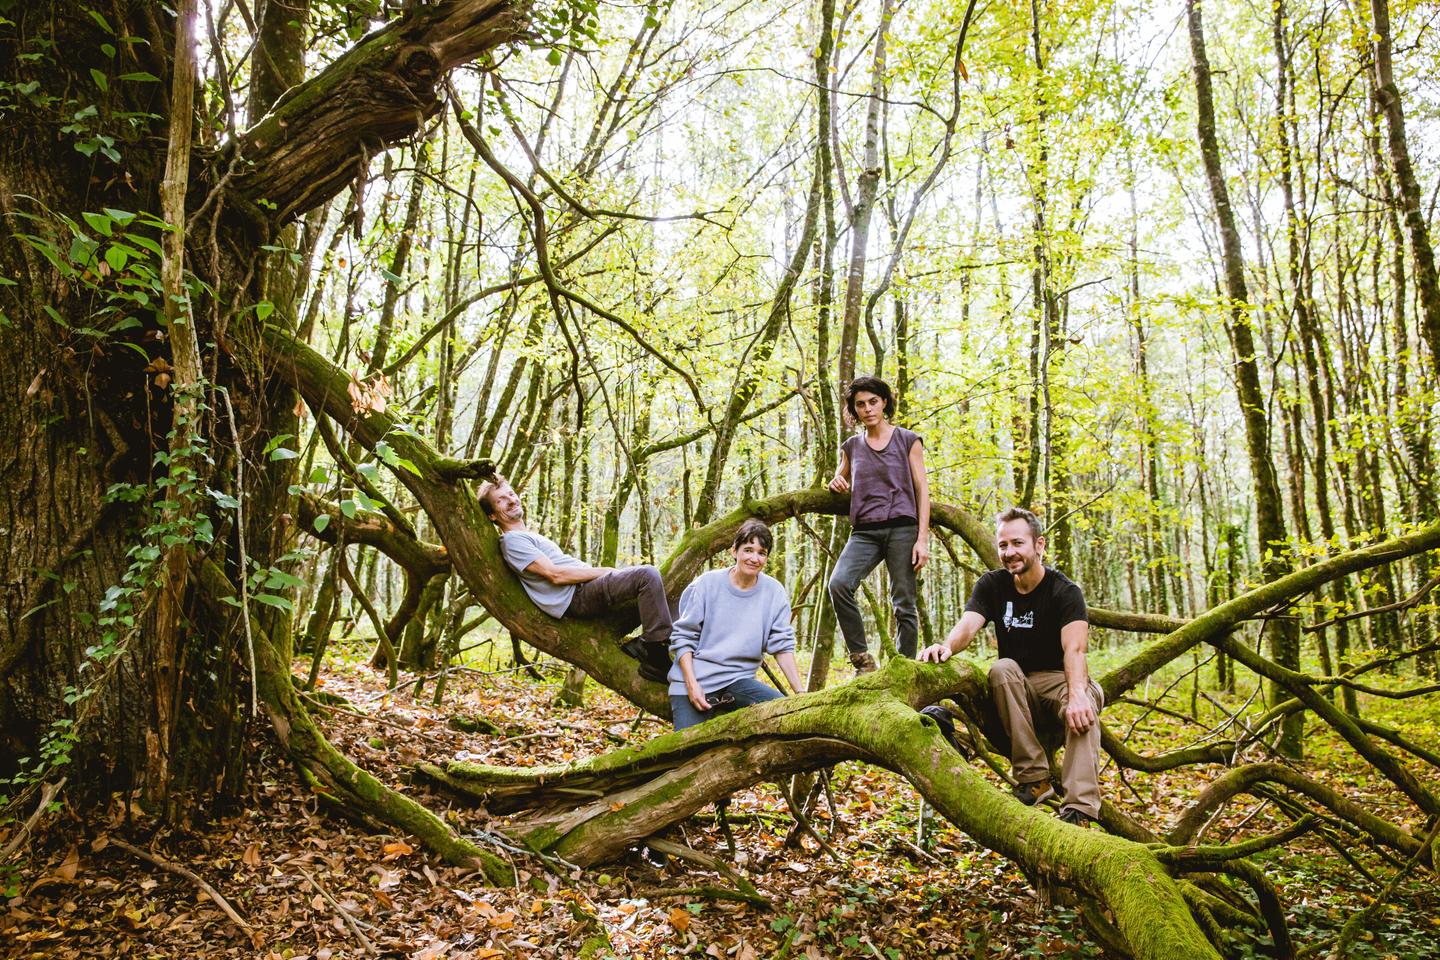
[844,376,895,420]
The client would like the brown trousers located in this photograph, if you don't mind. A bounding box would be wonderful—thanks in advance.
[566,564,673,647]
[989,658,1104,817]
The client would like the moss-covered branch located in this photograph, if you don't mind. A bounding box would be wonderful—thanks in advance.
[227,0,527,226]
[424,658,1219,958]
[195,560,513,882]
[1168,761,1425,857]
[296,491,448,578]
[264,325,670,714]
[1100,521,1440,702]
[658,489,1182,633]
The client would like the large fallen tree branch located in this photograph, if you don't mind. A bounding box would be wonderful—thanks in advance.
[422,657,1222,959]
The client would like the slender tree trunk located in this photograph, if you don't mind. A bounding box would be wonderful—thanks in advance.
[1369,0,1440,377]
[1187,0,1302,756]
[834,0,893,395]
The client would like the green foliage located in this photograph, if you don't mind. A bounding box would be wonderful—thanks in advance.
[9,203,174,353]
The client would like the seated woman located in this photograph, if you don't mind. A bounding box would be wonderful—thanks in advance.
[668,519,807,729]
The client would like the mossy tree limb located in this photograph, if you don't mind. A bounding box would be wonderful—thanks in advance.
[425,658,1219,959]
[228,0,528,226]
[265,324,672,714]
[1099,521,1440,703]
[195,560,514,883]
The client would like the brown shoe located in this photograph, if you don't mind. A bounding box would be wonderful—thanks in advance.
[849,651,878,674]
[1011,780,1056,806]
[1058,807,1096,829]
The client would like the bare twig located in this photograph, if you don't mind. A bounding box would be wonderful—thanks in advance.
[644,837,770,907]
[1305,575,1440,632]
[296,866,378,955]
[0,778,66,864]
[108,836,257,944]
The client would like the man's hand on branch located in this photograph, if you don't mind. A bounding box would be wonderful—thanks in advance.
[828,474,850,493]
[918,642,951,663]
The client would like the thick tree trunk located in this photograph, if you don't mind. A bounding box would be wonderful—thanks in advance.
[0,0,525,812]
[0,0,247,802]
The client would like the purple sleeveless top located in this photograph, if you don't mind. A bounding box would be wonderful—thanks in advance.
[842,427,921,528]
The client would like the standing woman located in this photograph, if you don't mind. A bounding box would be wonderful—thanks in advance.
[669,519,807,729]
[827,376,930,672]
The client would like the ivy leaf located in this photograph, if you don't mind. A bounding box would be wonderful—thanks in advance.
[252,593,293,611]
[261,433,294,455]
[312,514,331,534]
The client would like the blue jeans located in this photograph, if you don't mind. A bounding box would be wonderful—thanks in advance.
[828,524,920,658]
[670,676,784,730]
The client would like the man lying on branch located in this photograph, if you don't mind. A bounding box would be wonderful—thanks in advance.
[478,477,673,681]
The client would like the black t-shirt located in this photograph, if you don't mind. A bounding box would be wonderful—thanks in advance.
[964,567,1087,674]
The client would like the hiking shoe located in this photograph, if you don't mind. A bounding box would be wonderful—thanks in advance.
[919,705,975,758]
[1011,780,1055,806]
[1058,807,1096,829]
[849,651,878,674]
[621,637,672,683]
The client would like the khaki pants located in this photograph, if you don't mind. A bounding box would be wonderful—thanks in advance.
[989,658,1104,817]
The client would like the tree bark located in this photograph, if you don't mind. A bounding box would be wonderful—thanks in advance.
[1369,0,1440,377]
[1186,0,1303,757]
[0,0,526,811]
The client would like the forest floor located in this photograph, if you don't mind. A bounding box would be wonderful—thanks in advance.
[4,636,1439,959]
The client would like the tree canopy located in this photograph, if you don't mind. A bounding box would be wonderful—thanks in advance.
[2,0,1438,956]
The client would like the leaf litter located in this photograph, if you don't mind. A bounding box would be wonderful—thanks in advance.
[5,645,1438,958]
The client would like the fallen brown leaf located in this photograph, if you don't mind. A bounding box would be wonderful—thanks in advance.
[55,847,79,881]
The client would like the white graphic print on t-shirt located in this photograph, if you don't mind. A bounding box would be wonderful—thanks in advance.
[1003,601,1034,631]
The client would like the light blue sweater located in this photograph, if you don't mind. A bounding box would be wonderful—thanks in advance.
[667,569,796,696]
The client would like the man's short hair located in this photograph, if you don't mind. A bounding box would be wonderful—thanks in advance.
[844,376,895,420]
[477,476,510,516]
[732,518,774,552]
[996,506,1044,542]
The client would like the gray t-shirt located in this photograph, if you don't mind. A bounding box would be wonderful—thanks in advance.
[667,569,796,696]
[499,530,582,617]
[841,426,921,527]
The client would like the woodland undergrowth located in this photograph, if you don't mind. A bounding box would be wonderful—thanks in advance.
[3,635,1438,960]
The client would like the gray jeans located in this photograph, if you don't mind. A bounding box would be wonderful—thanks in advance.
[828,525,919,658]
[566,564,673,647]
